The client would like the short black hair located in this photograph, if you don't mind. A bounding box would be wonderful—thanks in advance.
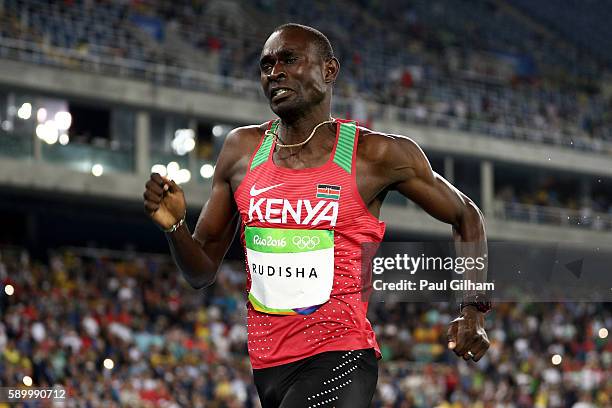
[273,23,334,61]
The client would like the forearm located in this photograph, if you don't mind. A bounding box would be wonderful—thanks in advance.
[453,200,488,300]
[165,224,219,289]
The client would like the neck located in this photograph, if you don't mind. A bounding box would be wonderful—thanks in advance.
[278,104,333,146]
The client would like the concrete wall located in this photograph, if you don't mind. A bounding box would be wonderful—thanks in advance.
[1,59,612,248]
[1,157,611,249]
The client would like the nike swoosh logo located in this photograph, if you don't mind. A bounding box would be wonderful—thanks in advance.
[250,183,284,197]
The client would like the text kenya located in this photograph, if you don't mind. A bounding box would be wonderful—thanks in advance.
[248,198,339,226]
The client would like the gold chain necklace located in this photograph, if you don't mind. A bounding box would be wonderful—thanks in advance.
[272,119,335,148]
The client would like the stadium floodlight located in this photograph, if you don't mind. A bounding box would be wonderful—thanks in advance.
[166,161,180,179]
[175,128,195,139]
[1,120,11,131]
[37,108,47,123]
[44,121,58,144]
[59,133,70,145]
[183,137,196,152]
[151,164,167,176]
[91,164,104,177]
[176,168,191,184]
[17,103,32,120]
[161,162,191,184]
[45,134,59,145]
[36,121,59,144]
[171,129,196,155]
[212,125,224,137]
[55,111,72,130]
[200,163,214,179]
[103,358,114,370]
[35,124,45,139]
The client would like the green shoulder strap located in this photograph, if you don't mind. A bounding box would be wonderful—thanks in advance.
[250,120,279,171]
[332,121,358,173]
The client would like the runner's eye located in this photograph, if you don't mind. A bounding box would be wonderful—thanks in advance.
[260,58,274,72]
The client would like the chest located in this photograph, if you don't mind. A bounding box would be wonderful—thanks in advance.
[237,165,347,229]
[230,148,388,208]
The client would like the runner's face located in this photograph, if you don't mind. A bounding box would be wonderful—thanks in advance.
[260,29,327,117]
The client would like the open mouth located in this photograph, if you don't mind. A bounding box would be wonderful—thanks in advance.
[271,88,292,102]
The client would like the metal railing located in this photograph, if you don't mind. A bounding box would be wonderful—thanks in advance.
[366,103,612,153]
[493,200,612,230]
[0,37,262,98]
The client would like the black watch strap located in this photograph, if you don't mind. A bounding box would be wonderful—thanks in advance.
[460,294,492,313]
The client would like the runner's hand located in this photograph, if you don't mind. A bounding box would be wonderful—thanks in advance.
[447,306,490,362]
[143,173,186,230]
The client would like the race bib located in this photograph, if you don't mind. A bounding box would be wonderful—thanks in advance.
[245,226,334,315]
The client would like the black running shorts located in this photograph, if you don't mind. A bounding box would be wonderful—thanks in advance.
[253,348,378,408]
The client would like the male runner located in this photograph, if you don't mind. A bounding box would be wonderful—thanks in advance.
[143,23,490,407]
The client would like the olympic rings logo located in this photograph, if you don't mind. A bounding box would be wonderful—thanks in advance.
[292,236,320,250]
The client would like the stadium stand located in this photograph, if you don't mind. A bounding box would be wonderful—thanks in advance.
[1,0,611,152]
[1,3,612,230]
[1,2,611,406]
[1,247,610,407]
[508,0,612,67]
[494,179,612,230]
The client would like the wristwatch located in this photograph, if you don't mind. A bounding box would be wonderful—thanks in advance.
[460,294,492,314]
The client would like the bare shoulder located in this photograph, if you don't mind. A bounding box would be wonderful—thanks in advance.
[224,122,269,151]
[218,122,270,162]
[356,125,426,167]
[215,122,269,180]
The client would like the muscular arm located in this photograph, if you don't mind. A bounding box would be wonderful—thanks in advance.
[164,128,247,289]
[387,136,485,243]
[386,136,487,287]
[380,134,490,361]
[397,139,487,298]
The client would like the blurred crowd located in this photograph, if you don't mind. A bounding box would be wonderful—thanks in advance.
[1,246,610,407]
[1,0,612,151]
[374,302,611,408]
[1,247,255,407]
[495,182,612,230]
[508,0,612,67]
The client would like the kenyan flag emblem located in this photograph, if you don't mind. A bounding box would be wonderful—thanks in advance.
[316,184,341,200]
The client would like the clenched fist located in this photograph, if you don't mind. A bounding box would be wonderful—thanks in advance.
[143,173,186,231]
[447,306,490,362]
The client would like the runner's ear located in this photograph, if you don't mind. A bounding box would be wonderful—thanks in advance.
[324,57,340,84]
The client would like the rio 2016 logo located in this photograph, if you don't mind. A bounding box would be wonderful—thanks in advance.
[253,235,287,247]
[292,236,320,250]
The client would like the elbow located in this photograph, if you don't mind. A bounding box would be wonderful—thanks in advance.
[457,202,486,241]
[187,275,216,290]
[190,281,213,290]
[180,250,221,290]
[469,201,486,226]
[183,267,218,290]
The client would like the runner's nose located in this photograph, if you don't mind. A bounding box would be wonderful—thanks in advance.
[268,61,286,81]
